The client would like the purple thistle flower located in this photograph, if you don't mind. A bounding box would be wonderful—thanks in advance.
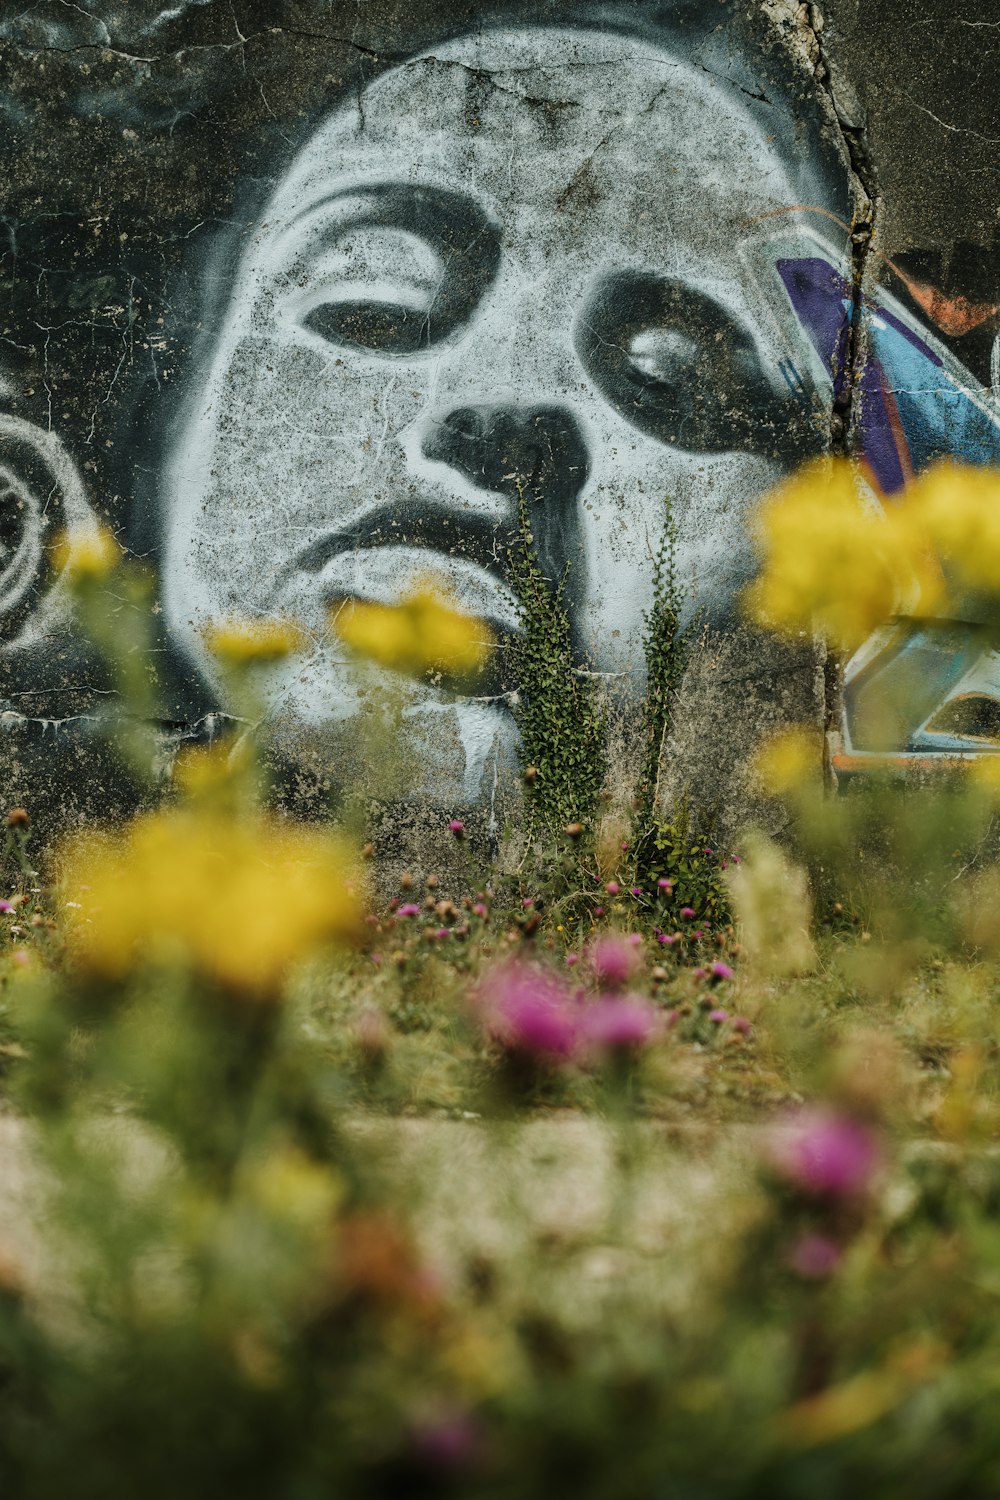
[565,953,579,967]
[448,819,465,837]
[411,1408,485,1470]
[0,900,13,915]
[605,882,620,896]
[478,962,581,1059]
[435,927,451,940]
[593,906,605,918]
[589,934,641,990]
[789,1234,842,1279]
[708,1008,729,1024]
[582,994,659,1050]
[473,902,488,918]
[657,878,673,893]
[766,1108,882,1200]
[732,1016,753,1036]
[680,906,696,920]
[710,961,734,983]
[397,903,422,918]
[630,886,642,897]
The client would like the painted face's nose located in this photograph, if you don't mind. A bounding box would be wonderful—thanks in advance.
[421,402,590,616]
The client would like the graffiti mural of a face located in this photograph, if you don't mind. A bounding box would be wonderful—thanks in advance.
[162,25,839,799]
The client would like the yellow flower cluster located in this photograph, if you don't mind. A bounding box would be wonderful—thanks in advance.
[52,526,122,582]
[60,810,362,995]
[331,583,491,680]
[203,618,307,665]
[751,725,822,795]
[746,458,1000,652]
[907,461,1000,595]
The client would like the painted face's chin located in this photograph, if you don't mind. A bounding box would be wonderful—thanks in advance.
[244,645,518,805]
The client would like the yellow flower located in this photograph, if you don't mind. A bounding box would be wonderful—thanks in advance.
[969,755,1000,799]
[59,809,362,994]
[906,460,1000,594]
[173,738,253,804]
[244,1147,343,1232]
[751,726,821,795]
[776,1370,901,1448]
[745,458,943,651]
[52,526,122,582]
[331,583,491,680]
[204,617,307,665]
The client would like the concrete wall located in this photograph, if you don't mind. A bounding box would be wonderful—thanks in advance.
[0,1,997,839]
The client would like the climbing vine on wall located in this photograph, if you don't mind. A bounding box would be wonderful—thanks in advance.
[636,497,691,829]
[507,483,606,840]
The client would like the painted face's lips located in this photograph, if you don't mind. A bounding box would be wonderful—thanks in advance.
[291,499,516,586]
[281,502,522,697]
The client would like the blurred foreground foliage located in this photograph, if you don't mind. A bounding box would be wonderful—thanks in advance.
[7,471,1000,1496]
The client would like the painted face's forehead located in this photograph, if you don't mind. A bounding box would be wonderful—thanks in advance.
[264,28,797,271]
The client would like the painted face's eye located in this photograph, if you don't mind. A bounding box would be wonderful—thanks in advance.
[626,328,700,387]
[576,271,821,458]
[293,185,502,357]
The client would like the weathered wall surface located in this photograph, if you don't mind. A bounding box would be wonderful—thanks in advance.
[0,0,997,846]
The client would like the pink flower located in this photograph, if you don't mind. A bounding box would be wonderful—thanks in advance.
[582,994,659,1051]
[521,897,535,909]
[630,886,642,897]
[448,819,465,837]
[411,1408,485,1470]
[478,963,580,1059]
[710,961,734,983]
[593,906,605,918]
[397,903,422,918]
[435,927,451,940]
[680,906,696,920]
[708,1008,729,1024]
[657,878,673,893]
[659,933,679,946]
[732,1016,753,1036]
[789,1234,842,1279]
[766,1108,882,1200]
[473,903,488,918]
[565,953,579,967]
[0,901,12,915]
[605,882,620,896]
[589,934,641,990]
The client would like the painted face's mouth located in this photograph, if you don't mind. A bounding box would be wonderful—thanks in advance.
[291,499,515,590]
[273,507,520,697]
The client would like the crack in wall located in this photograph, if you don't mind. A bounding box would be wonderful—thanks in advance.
[761,0,881,749]
[776,0,879,456]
